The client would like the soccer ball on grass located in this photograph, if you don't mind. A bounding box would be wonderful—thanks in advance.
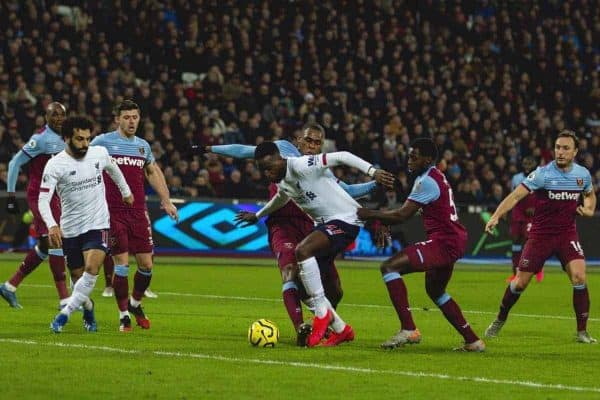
[248,319,280,347]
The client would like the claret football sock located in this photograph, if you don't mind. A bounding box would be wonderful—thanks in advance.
[383,272,416,331]
[573,284,590,332]
[498,280,522,321]
[282,281,303,329]
[8,246,46,287]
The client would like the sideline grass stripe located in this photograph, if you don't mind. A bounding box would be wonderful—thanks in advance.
[1,338,598,394]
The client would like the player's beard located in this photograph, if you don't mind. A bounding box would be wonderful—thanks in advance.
[69,141,88,159]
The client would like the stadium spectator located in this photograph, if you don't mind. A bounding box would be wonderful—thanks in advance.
[0,1,598,209]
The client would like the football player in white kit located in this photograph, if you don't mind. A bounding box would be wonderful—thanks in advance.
[236,141,395,346]
[38,116,133,333]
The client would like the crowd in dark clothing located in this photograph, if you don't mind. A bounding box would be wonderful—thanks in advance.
[0,1,598,210]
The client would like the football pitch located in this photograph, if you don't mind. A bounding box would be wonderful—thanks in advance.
[0,254,598,400]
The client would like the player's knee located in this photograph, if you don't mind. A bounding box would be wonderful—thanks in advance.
[570,272,586,286]
[138,264,153,272]
[425,283,443,301]
[295,245,311,262]
[380,259,394,275]
[513,278,530,292]
[381,258,407,275]
[281,264,298,282]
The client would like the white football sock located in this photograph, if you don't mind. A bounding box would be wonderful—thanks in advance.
[129,296,141,308]
[61,272,97,316]
[327,301,347,333]
[298,257,327,317]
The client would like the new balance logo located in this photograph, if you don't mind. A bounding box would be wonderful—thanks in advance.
[548,191,580,200]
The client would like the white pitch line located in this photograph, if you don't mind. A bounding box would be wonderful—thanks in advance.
[21,284,600,322]
[0,338,598,394]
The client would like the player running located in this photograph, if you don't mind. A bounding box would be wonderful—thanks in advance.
[39,116,132,333]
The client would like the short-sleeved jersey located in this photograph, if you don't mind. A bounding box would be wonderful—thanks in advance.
[91,131,153,210]
[522,161,592,238]
[278,154,363,226]
[21,125,65,197]
[39,147,114,238]
[407,167,467,240]
[511,172,536,221]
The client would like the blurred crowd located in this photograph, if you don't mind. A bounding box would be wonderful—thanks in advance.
[0,0,598,209]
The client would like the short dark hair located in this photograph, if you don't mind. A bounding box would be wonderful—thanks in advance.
[556,129,579,148]
[302,123,325,137]
[114,100,140,116]
[411,137,439,161]
[61,116,94,139]
[254,141,280,159]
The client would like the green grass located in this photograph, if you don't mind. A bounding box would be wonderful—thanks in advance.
[0,254,599,399]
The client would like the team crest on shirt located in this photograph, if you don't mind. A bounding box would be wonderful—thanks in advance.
[576,178,584,187]
[139,147,145,156]
[284,242,293,249]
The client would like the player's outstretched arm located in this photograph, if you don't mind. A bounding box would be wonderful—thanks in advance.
[577,187,596,217]
[234,211,258,228]
[326,166,377,198]
[485,184,530,233]
[357,200,421,226]
[242,189,290,224]
[323,152,395,189]
[144,162,179,222]
[206,144,257,159]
